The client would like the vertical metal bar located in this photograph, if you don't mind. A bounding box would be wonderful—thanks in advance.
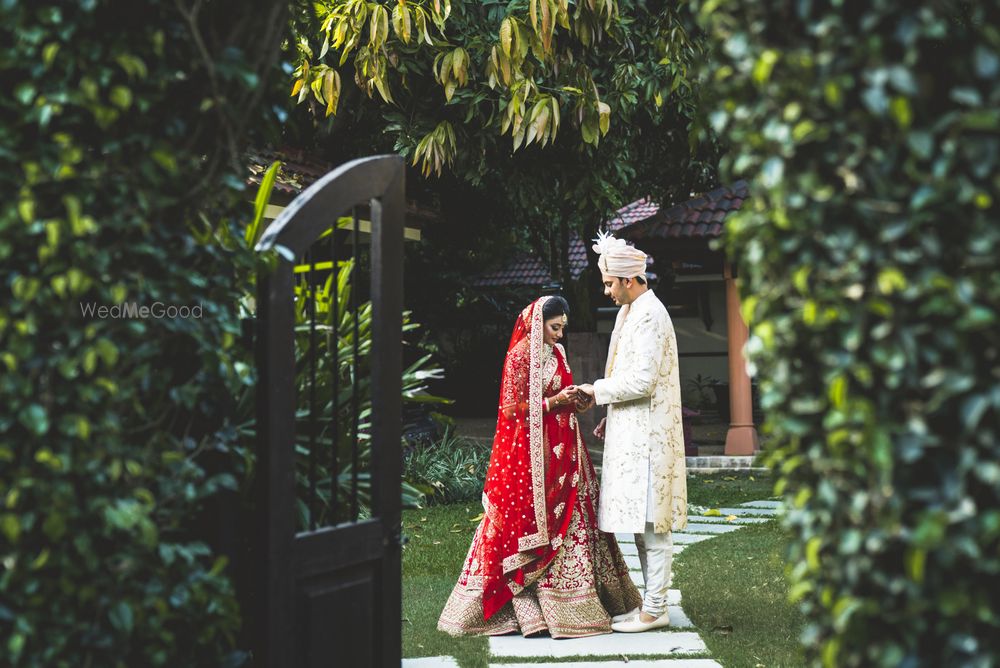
[254,264,296,668]
[330,221,339,523]
[370,160,405,668]
[351,207,360,522]
[307,250,318,531]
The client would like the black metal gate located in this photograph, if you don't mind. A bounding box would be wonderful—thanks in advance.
[253,155,404,667]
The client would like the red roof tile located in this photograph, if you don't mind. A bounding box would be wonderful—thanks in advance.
[610,181,750,242]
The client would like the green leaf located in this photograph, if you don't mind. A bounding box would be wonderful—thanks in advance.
[18,404,49,436]
[246,161,281,247]
[110,86,133,110]
[752,49,779,85]
[109,601,134,632]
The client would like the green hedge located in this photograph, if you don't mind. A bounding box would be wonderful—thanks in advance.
[696,1,999,665]
[1,1,284,665]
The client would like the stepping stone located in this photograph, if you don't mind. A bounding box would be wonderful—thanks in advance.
[687,515,771,525]
[678,522,743,534]
[615,532,636,544]
[493,662,721,668]
[716,507,778,517]
[489,630,708,658]
[620,542,638,556]
[673,544,686,555]
[625,554,641,571]
[403,658,459,668]
[666,604,694,629]
[740,500,782,508]
[671,533,713,545]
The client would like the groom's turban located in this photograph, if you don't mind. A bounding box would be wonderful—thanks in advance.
[592,231,648,279]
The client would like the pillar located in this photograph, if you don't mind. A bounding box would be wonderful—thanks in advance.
[723,260,759,455]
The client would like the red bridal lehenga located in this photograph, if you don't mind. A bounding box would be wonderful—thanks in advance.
[438,297,641,638]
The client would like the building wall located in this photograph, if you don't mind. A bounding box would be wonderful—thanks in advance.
[592,278,730,410]
[673,280,729,407]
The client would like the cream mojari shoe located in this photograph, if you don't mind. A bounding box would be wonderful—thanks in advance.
[610,606,640,624]
[611,610,670,633]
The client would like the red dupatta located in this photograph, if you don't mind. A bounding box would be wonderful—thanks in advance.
[479,297,581,619]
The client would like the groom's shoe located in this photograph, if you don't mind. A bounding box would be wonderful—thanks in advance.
[610,606,640,624]
[611,611,670,633]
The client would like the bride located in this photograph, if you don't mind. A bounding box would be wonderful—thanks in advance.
[438,296,640,637]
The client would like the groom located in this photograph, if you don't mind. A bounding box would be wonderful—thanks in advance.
[574,232,688,633]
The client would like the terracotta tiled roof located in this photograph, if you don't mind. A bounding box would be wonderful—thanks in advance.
[247,147,334,195]
[473,233,589,287]
[607,197,660,232]
[246,147,440,224]
[616,181,750,241]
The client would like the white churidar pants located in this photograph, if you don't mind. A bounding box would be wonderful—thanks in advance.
[634,522,672,617]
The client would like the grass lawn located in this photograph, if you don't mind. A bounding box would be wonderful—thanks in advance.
[687,470,776,508]
[402,472,791,667]
[402,503,488,668]
[673,521,805,667]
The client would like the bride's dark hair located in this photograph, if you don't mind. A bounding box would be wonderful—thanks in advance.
[541,295,570,321]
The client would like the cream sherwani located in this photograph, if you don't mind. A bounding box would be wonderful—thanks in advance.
[593,289,687,535]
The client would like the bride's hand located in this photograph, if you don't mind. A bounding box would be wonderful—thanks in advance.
[550,387,577,408]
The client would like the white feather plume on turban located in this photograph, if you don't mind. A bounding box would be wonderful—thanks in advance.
[592,231,648,279]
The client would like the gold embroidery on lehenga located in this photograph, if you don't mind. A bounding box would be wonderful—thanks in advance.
[438,306,642,639]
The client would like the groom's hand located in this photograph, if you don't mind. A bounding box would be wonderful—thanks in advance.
[593,417,607,440]
[574,384,596,412]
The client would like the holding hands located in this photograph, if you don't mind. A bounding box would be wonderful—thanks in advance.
[555,384,594,412]
[547,384,596,412]
[573,384,596,412]
[549,386,578,408]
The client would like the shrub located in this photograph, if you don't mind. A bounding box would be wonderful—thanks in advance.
[0,1,284,665]
[404,430,492,505]
[696,1,1000,665]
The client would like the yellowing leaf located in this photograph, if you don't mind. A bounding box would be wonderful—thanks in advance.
[540,0,552,52]
[500,18,513,58]
[726,515,738,522]
[704,508,722,517]
[597,101,611,135]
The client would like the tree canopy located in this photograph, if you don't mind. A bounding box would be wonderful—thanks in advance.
[287,0,719,279]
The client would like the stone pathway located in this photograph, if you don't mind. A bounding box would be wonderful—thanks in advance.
[404,500,780,668]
